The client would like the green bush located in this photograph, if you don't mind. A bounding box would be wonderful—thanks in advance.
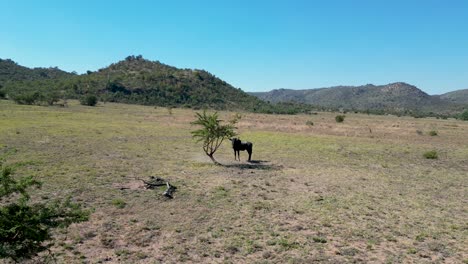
[0,161,89,262]
[335,115,345,123]
[428,130,438,136]
[11,91,42,105]
[111,198,126,209]
[459,110,468,121]
[0,89,5,99]
[80,95,98,106]
[306,120,314,126]
[423,150,438,159]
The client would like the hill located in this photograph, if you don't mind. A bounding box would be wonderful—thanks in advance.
[251,83,464,115]
[439,89,468,104]
[2,56,305,113]
[0,58,73,85]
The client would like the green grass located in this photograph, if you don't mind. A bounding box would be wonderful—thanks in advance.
[1,100,467,263]
[423,150,438,159]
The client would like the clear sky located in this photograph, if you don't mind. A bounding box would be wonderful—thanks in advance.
[1,0,467,94]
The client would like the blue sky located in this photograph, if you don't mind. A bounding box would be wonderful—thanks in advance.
[1,0,467,94]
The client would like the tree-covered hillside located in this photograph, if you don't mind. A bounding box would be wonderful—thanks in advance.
[1,56,314,114]
[0,58,73,84]
[251,83,465,115]
[439,89,468,104]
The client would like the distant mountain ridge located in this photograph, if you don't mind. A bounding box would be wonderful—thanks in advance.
[251,83,466,114]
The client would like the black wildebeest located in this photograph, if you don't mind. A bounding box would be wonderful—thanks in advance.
[230,138,253,161]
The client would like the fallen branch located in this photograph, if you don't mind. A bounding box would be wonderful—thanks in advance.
[135,176,177,198]
[163,182,177,199]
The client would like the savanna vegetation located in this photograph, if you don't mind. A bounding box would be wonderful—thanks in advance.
[1,100,466,263]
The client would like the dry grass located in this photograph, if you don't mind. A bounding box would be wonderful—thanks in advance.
[1,100,467,263]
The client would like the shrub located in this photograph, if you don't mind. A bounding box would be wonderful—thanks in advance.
[416,130,423,135]
[80,95,98,106]
[428,130,438,136]
[0,89,5,99]
[0,161,89,262]
[459,110,468,121]
[111,198,126,209]
[335,115,345,123]
[11,91,41,105]
[306,120,314,126]
[423,150,438,159]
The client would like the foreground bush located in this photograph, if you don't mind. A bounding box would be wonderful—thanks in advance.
[0,161,89,262]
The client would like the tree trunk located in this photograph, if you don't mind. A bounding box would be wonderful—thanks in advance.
[207,153,221,165]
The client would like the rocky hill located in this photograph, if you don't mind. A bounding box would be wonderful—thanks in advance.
[0,58,73,85]
[439,89,468,104]
[251,83,464,114]
[1,56,306,113]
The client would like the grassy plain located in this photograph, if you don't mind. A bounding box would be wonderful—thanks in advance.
[0,100,467,263]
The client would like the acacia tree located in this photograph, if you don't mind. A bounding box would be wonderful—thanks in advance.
[191,111,237,165]
[0,161,89,262]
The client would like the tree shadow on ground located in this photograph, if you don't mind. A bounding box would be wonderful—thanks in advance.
[223,160,283,171]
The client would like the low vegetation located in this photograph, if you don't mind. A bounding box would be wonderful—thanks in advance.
[423,150,438,159]
[0,100,467,263]
[0,160,89,262]
[335,115,345,123]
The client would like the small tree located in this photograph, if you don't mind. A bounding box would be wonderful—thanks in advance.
[0,161,89,262]
[191,111,237,165]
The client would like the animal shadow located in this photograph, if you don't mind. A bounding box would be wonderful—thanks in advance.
[224,160,282,171]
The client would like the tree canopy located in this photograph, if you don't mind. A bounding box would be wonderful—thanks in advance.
[191,111,237,164]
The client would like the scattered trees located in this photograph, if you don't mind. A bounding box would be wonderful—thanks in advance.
[191,111,238,165]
